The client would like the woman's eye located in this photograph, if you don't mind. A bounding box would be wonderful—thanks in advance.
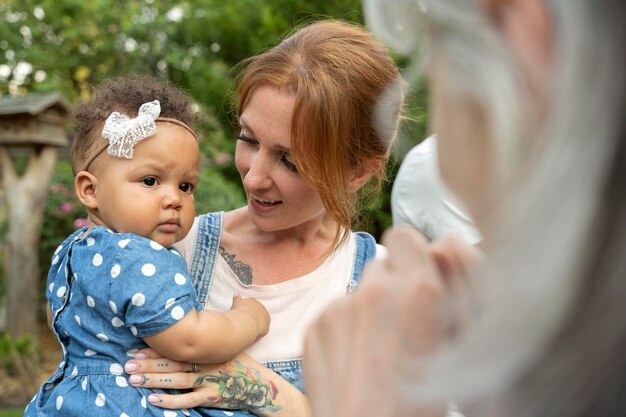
[237,132,257,145]
[179,183,195,193]
[281,154,298,173]
[143,177,158,186]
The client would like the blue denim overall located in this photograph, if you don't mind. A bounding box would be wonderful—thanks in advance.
[189,212,377,416]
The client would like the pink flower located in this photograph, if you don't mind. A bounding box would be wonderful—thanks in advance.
[215,153,233,166]
[73,218,89,228]
[60,202,74,213]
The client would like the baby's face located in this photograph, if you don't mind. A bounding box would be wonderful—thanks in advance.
[92,122,199,248]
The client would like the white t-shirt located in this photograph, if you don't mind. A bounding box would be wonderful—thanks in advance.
[391,135,481,243]
[177,221,386,362]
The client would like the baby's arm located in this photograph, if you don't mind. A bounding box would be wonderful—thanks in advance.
[143,295,270,364]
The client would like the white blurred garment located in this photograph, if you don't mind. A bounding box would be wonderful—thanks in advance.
[392,135,481,243]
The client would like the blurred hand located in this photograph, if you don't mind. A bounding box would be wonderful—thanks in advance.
[304,227,483,417]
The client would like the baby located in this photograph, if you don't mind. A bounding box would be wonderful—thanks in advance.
[25,74,269,417]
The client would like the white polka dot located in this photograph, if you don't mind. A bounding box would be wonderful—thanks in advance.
[130,325,138,336]
[56,286,66,298]
[150,241,164,250]
[48,283,54,293]
[95,392,105,407]
[164,411,178,417]
[73,272,78,281]
[223,412,235,416]
[51,255,60,265]
[174,273,186,285]
[64,266,69,278]
[71,366,78,376]
[92,253,103,266]
[171,249,181,257]
[87,237,96,246]
[121,414,130,417]
[85,349,97,356]
[87,296,95,307]
[111,264,121,278]
[127,349,138,357]
[74,315,81,326]
[109,301,118,314]
[131,293,145,306]
[110,363,124,374]
[58,361,65,369]
[96,333,109,342]
[81,377,88,390]
[56,395,63,410]
[165,298,176,309]
[171,306,185,320]
[182,409,191,416]
[118,238,130,248]
[141,263,156,276]
[112,317,124,327]
[141,396,147,408]
[54,245,63,255]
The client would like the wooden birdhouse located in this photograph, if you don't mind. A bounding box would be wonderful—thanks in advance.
[0,92,69,338]
[0,92,69,148]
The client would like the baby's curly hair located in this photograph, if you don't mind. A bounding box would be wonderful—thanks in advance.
[70,74,196,175]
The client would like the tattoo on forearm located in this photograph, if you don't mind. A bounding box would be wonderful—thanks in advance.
[194,361,281,412]
[219,246,253,285]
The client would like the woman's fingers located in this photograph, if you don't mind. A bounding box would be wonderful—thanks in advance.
[125,356,191,374]
[134,347,162,359]
[128,370,202,389]
[147,389,218,409]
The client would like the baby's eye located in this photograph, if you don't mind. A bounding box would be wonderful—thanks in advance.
[143,177,158,187]
[179,183,195,194]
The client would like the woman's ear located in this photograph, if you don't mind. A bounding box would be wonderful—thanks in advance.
[348,160,383,193]
[74,171,98,209]
[480,0,553,72]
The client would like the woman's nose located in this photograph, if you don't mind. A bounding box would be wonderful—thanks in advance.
[243,153,273,190]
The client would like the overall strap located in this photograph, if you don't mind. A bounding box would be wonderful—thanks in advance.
[347,231,377,294]
[189,212,223,309]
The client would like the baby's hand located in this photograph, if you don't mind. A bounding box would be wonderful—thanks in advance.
[231,294,270,339]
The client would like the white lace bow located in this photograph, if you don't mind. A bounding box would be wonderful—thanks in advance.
[101,100,161,159]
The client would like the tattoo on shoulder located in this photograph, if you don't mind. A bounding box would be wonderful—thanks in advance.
[194,361,282,413]
[219,246,253,285]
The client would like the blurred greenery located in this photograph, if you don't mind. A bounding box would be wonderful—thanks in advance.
[0,409,22,417]
[0,0,428,302]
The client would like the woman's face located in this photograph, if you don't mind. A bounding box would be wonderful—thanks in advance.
[236,85,328,233]
[430,72,495,228]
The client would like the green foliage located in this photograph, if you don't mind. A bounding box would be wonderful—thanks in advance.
[0,332,39,376]
[0,409,23,417]
[1,0,428,248]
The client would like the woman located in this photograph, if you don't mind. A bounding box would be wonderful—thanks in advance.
[305,0,626,416]
[123,19,404,416]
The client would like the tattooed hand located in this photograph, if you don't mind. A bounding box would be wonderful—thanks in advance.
[125,348,311,417]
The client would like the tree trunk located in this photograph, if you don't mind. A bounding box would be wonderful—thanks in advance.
[1,146,58,338]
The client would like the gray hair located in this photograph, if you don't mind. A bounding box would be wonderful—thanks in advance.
[365,0,626,414]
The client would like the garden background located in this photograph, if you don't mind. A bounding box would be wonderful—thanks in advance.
[0,0,427,413]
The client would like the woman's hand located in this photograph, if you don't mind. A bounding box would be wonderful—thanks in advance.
[304,227,483,417]
[124,348,311,417]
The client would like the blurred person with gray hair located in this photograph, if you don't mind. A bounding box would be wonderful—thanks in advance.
[305,1,626,416]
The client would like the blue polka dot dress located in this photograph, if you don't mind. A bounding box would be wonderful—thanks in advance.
[24,226,221,417]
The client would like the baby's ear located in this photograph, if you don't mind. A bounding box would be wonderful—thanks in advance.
[74,171,98,209]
